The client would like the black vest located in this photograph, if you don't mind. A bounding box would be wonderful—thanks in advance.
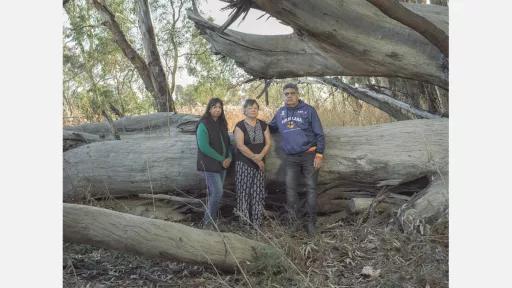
[196,118,230,172]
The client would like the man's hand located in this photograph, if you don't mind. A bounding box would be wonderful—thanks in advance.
[223,158,232,169]
[314,154,323,170]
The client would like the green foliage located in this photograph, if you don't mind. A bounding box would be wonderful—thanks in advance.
[179,25,247,106]
[63,0,165,122]
[247,246,288,276]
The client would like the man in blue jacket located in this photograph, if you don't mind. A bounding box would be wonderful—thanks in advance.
[269,83,325,236]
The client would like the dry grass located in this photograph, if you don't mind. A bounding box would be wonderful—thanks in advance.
[179,102,392,133]
[65,98,392,129]
[63,209,448,288]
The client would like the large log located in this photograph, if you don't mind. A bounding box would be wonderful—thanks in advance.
[64,203,277,271]
[64,116,448,221]
[63,113,200,136]
[63,130,102,152]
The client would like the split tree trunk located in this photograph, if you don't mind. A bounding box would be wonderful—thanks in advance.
[64,116,448,222]
[136,0,175,112]
[90,0,157,101]
[188,1,448,88]
[64,203,277,271]
[90,0,176,112]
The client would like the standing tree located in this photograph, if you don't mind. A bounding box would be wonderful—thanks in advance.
[89,0,177,112]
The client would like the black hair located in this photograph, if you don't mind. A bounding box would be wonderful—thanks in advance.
[200,98,228,131]
[283,82,299,92]
[243,99,260,110]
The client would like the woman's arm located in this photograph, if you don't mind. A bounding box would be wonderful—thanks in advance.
[260,126,272,157]
[196,122,225,162]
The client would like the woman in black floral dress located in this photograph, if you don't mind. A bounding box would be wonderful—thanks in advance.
[233,99,272,229]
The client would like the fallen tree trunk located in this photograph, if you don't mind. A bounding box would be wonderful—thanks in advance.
[138,193,204,205]
[188,1,448,88]
[63,130,103,152]
[318,77,442,120]
[64,203,278,271]
[64,116,448,222]
[366,0,449,57]
[63,113,200,137]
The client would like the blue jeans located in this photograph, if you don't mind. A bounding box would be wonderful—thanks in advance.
[202,170,226,225]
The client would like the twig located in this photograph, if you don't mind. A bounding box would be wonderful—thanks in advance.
[256,79,273,105]
[227,77,259,90]
[138,193,204,204]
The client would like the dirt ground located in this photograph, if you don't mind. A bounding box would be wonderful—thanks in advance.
[63,202,448,288]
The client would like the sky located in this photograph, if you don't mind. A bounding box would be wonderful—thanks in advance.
[199,0,293,35]
[176,0,293,85]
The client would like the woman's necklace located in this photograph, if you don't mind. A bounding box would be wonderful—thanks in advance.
[244,118,257,143]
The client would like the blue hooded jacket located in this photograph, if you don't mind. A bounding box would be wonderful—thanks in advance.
[268,100,325,155]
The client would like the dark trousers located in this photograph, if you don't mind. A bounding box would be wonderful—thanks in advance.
[285,151,318,225]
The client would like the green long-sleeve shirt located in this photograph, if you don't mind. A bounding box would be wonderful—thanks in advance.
[196,122,231,162]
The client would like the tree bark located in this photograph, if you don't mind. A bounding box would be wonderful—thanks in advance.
[63,130,102,152]
[188,11,345,79]
[64,113,199,137]
[361,77,449,117]
[136,0,175,112]
[366,0,448,57]
[318,77,441,120]
[64,115,448,221]
[188,0,448,88]
[64,203,277,271]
